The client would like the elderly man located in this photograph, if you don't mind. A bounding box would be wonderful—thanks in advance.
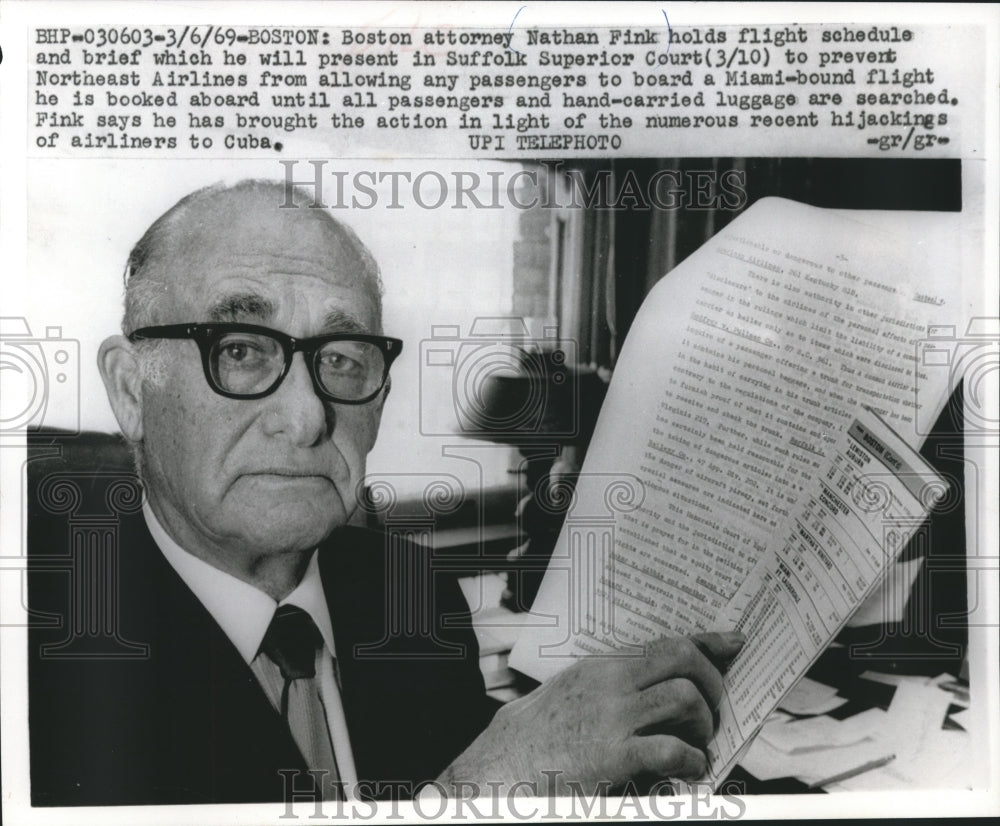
[28,179,743,806]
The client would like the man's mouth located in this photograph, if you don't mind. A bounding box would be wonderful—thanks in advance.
[255,469,328,477]
[242,470,335,485]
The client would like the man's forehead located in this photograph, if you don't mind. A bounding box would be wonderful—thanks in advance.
[154,194,378,326]
[205,288,375,333]
[167,200,358,278]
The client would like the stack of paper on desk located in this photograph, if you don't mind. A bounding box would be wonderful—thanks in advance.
[742,676,969,789]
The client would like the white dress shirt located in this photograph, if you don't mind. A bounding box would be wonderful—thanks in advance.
[143,502,358,791]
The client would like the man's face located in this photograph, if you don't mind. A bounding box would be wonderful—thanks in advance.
[137,200,385,565]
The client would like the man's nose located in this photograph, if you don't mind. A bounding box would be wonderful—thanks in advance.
[261,352,331,445]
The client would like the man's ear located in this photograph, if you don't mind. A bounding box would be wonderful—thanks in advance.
[97,335,145,442]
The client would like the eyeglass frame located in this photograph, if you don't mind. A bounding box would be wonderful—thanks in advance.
[127,322,403,404]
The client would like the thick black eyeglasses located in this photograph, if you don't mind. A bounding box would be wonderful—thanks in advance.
[128,323,403,404]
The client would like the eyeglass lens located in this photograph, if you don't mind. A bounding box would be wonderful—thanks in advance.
[209,330,385,400]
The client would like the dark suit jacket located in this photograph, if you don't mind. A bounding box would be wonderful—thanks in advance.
[28,451,496,806]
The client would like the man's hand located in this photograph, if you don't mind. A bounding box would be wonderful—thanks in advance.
[438,631,745,796]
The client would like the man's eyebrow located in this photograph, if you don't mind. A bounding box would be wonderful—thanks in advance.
[320,309,369,334]
[208,293,276,323]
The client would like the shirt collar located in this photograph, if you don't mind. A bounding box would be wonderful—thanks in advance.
[143,501,336,664]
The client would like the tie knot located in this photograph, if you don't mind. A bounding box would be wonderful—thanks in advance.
[261,605,322,681]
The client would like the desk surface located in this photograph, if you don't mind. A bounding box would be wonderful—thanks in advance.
[460,573,972,794]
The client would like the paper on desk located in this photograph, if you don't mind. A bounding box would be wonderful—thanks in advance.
[858,670,930,687]
[832,707,891,743]
[479,653,518,690]
[738,737,793,782]
[459,573,506,611]
[758,712,880,753]
[777,676,847,716]
[846,556,924,627]
[458,574,536,656]
[473,615,535,658]
[742,681,969,789]
[933,673,970,707]
[486,686,524,704]
[743,713,890,784]
[884,680,954,753]
[829,729,970,791]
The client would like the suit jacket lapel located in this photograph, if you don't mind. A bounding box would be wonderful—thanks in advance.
[320,526,496,795]
[120,514,307,803]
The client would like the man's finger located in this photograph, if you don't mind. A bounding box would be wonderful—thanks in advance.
[623,734,708,781]
[690,631,746,670]
[628,636,727,709]
[632,678,714,747]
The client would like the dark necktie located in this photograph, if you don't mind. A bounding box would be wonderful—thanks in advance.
[260,605,340,793]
